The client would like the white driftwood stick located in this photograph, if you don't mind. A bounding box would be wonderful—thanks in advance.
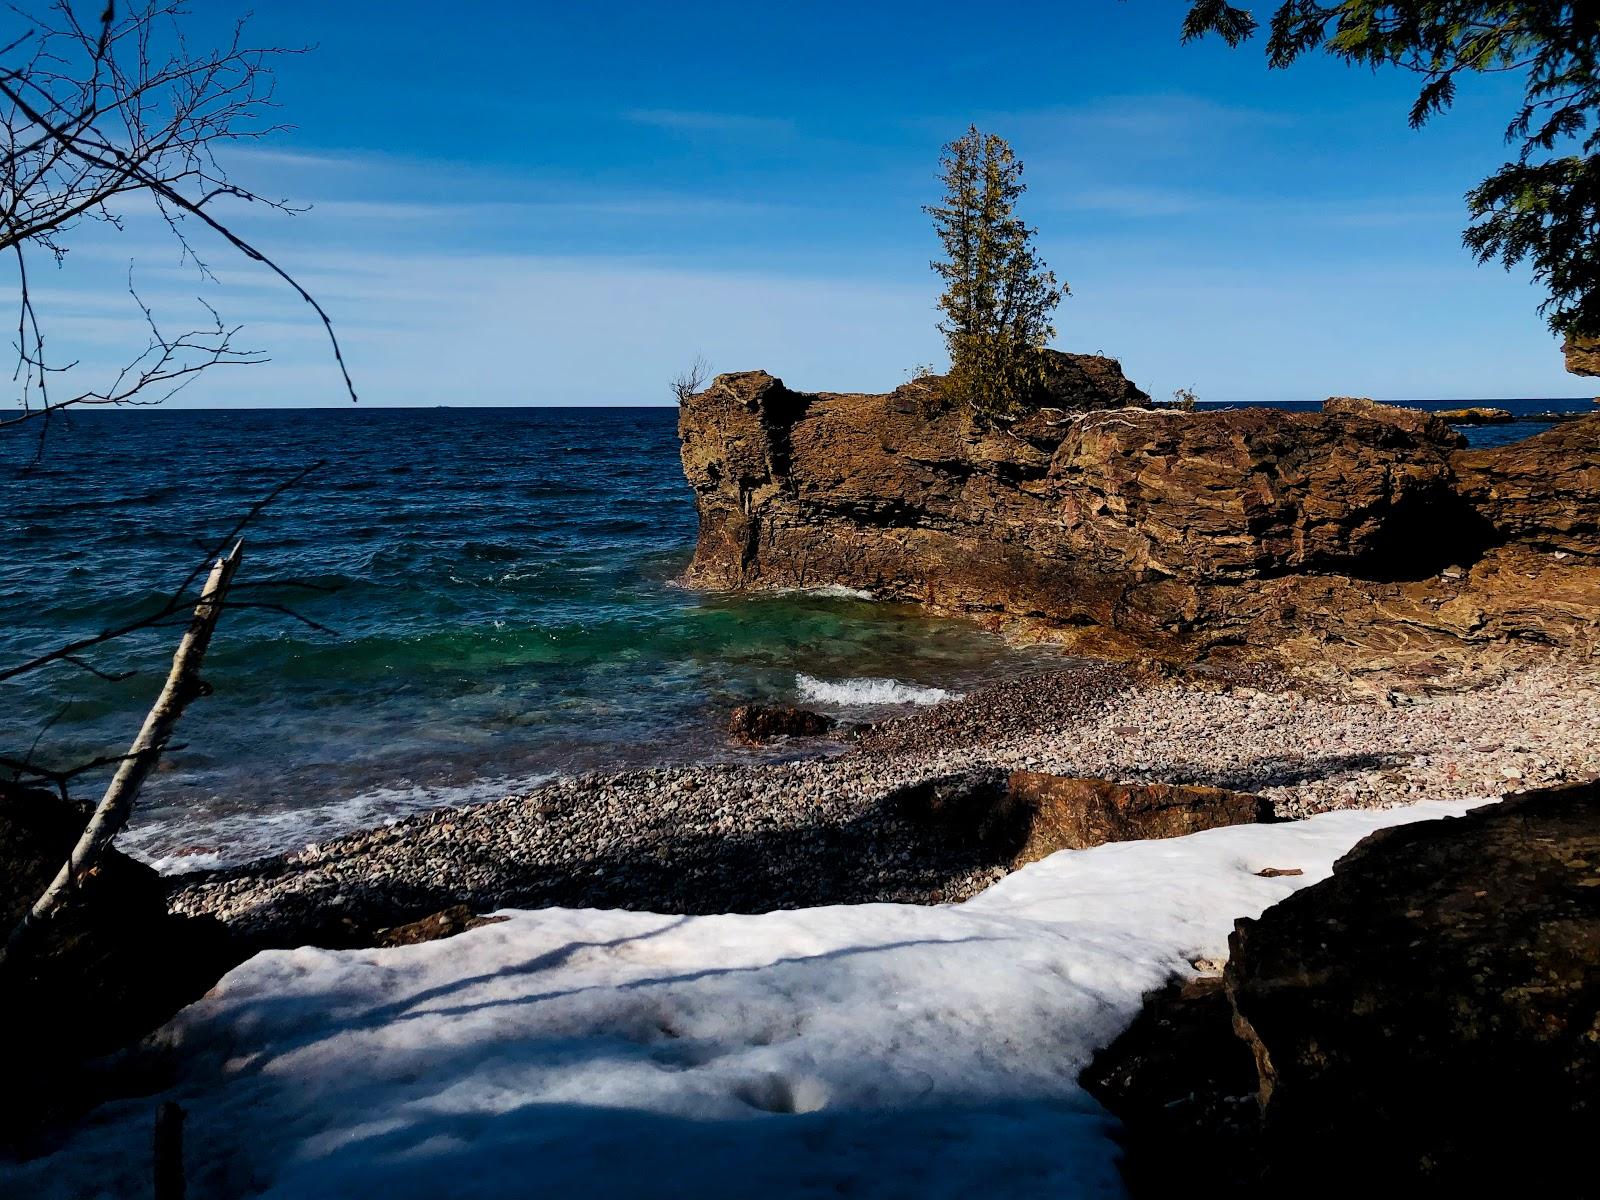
[0,542,242,970]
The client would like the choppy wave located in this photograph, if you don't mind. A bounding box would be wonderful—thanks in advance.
[773,584,876,601]
[125,770,560,873]
[796,673,957,707]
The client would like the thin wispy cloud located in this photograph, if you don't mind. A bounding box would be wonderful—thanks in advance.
[623,108,798,137]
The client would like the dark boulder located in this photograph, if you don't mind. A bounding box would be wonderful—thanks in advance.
[1081,976,1263,1194]
[890,769,1270,866]
[1228,781,1600,1189]
[1084,780,1600,1193]
[0,783,234,1144]
[727,702,838,744]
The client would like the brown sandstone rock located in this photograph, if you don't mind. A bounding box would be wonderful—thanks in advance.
[1004,772,1271,862]
[1563,332,1600,377]
[727,703,838,743]
[680,368,1596,675]
[1049,404,1471,581]
[1454,413,1600,556]
[889,769,1269,864]
[1321,394,1467,442]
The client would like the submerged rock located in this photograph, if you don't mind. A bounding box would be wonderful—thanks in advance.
[1084,780,1600,1192]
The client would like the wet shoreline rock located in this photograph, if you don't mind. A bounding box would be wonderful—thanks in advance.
[727,703,838,744]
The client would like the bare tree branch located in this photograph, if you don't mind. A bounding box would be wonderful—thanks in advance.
[1,1,356,429]
[671,353,710,403]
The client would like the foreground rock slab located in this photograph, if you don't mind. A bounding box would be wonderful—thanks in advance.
[1085,779,1600,1192]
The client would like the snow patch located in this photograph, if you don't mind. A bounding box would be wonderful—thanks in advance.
[796,672,956,707]
[4,798,1492,1199]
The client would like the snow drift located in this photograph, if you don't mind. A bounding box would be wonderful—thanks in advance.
[3,799,1486,1199]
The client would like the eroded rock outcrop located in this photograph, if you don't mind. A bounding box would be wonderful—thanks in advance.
[1455,414,1600,556]
[1084,780,1600,1192]
[680,368,1600,676]
[1564,332,1600,377]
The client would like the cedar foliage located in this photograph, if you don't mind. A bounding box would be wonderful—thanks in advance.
[1182,1,1600,337]
[924,127,1064,419]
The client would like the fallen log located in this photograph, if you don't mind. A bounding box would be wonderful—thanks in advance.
[0,542,242,971]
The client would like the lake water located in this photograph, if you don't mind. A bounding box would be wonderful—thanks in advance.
[2,396,1589,868]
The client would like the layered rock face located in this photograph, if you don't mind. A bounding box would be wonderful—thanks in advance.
[1455,414,1600,556]
[680,368,1600,673]
[1085,781,1600,1192]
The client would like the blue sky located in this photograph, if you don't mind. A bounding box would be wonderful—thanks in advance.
[19,0,1593,406]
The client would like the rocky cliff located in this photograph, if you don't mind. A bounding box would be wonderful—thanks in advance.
[679,365,1600,677]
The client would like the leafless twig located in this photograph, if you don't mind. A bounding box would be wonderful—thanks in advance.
[1,1,356,436]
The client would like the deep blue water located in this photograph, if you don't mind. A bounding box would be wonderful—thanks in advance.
[1,397,1589,868]
[1,408,1060,867]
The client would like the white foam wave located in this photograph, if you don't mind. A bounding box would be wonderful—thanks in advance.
[774,584,876,601]
[795,673,957,707]
[125,770,559,875]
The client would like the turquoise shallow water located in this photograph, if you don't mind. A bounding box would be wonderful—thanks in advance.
[1,408,1060,867]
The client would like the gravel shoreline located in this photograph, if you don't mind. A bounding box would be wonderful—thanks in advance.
[172,656,1600,946]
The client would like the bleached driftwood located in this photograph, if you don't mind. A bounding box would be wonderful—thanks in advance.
[0,542,242,970]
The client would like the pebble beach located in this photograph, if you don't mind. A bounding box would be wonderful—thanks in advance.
[173,655,1600,945]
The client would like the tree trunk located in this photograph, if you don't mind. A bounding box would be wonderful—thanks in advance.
[0,543,242,970]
